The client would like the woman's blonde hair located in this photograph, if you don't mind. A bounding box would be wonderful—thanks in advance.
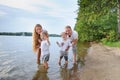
[32,24,42,52]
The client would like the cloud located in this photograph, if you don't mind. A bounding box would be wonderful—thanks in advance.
[15,17,75,34]
[0,0,36,12]
[0,0,58,12]
[46,9,76,19]
[0,0,78,33]
[16,17,51,32]
[0,10,7,16]
[0,0,77,19]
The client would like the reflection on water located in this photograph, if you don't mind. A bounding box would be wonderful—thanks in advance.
[60,63,80,80]
[77,42,90,64]
[60,65,70,80]
[32,64,49,80]
[0,36,90,80]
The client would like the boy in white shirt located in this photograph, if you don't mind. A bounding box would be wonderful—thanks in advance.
[40,30,50,69]
[56,32,72,66]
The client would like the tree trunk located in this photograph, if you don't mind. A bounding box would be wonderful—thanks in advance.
[118,0,120,33]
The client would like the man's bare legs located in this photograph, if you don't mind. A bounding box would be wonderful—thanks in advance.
[73,53,76,64]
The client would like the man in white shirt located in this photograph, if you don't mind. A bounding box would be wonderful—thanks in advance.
[65,25,78,64]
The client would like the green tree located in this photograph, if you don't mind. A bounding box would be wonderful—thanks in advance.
[118,0,120,33]
[75,0,117,42]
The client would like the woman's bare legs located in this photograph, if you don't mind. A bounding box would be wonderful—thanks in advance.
[37,48,41,64]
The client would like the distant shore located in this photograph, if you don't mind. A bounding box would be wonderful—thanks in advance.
[0,32,60,37]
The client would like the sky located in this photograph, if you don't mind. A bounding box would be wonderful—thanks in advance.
[0,0,78,34]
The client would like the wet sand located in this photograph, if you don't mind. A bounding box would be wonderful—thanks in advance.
[78,43,120,80]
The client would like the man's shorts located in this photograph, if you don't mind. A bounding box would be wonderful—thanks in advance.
[72,45,77,54]
[42,54,50,62]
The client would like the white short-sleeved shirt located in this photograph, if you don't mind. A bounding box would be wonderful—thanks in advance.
[59,39,72,51]
[40,40,50,56]
[68,31,78,41]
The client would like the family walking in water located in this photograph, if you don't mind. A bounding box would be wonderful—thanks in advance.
[32,24,78,69]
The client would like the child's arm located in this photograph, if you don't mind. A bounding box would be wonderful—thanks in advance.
[56,41,61,47]
[65,40,72,51]
[46,38,50,46]
[65,46,70,51]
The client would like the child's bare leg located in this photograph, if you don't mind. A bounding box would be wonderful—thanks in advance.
[58,59,61,66]
[58,56,63,66]
[65,61,68,64]
[64,61,68,68]
[44,62,48,69]
[64,56,68,65]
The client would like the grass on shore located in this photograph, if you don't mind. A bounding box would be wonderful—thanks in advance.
[103,41,120,48]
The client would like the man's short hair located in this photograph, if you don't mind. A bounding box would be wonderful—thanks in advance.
[65,25,71,29]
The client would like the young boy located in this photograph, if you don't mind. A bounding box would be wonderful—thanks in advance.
[56,32,72,66]
[40,30,50,69]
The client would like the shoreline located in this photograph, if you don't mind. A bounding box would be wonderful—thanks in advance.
[78,43,120,80]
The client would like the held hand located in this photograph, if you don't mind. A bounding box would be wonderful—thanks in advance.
[72,39,78,45]
[72,42,75,46]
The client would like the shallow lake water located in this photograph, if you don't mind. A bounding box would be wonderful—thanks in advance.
[0,36,90,80]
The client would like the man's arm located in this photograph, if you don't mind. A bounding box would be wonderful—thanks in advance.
[72,39,78,45]
[72,31,78,45]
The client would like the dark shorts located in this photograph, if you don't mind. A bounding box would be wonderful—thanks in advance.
[60,51,68,61]
[42,54,50,62]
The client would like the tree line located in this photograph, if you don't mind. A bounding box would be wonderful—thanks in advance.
[0,32,60,37]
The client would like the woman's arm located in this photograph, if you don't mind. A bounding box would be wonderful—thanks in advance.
[38,39,42,43]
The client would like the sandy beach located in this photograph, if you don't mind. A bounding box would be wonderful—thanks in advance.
[78,43,120,80]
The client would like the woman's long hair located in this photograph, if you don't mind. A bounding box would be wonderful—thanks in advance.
[32,24,42,52]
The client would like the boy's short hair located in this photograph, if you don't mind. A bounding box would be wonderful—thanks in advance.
[61,32,67,36]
